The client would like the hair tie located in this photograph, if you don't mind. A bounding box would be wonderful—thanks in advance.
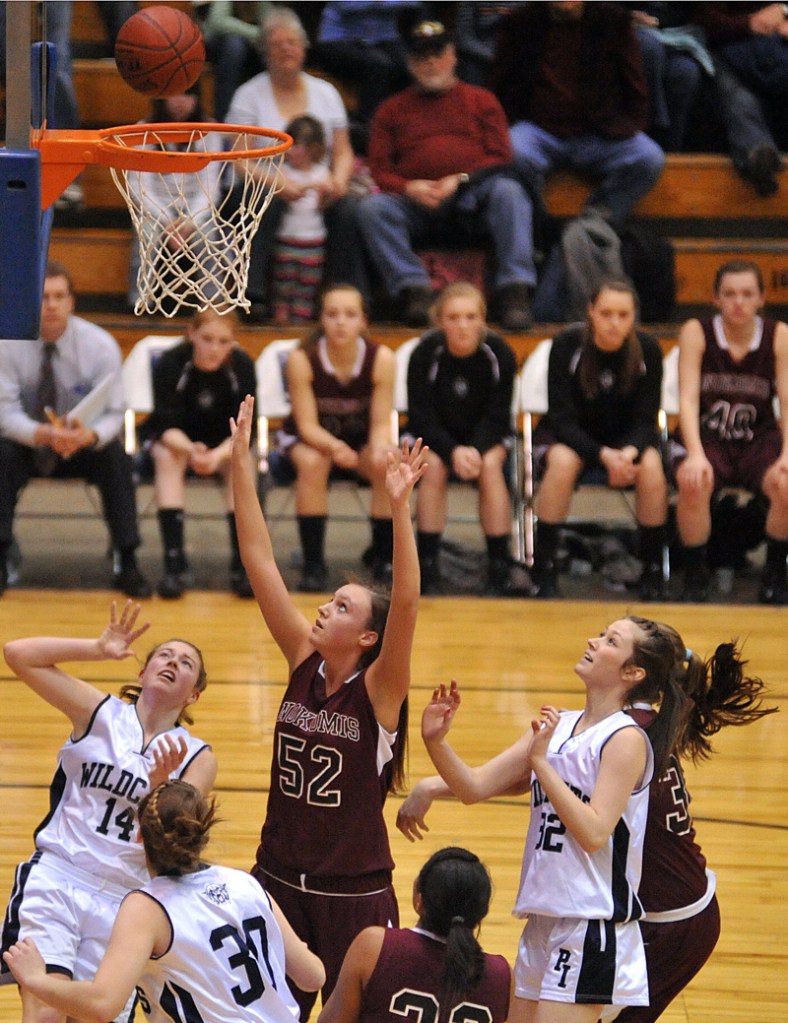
[451,915,465,926]
[685,648,693,661]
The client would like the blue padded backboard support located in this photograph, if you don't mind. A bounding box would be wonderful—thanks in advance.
[0,42,56,340]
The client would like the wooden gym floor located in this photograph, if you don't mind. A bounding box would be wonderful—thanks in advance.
[0,490,786,1022]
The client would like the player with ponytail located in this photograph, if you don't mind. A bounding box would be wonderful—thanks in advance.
[317,846,510,1023]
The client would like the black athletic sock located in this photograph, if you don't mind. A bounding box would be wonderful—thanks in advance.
[683,543,708,572]
[485,534,510,563]
[157,508,185,571]
[370,517,394,563]
[417,531,442,562]
[535,521,560,565]
[298,515,327,567]
[227,513,243,571]
[638,524,666,566]
[764,535,788,571]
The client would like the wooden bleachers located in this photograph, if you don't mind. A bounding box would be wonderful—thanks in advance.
[50,4,788,358]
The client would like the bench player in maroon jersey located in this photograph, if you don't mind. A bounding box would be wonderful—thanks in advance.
[231,394,426,1019]
[674,259,788,603]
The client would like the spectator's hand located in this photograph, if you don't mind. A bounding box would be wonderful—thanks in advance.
[318,173,347,208]
[404,179,445,209]
[676,452,714,493]
[50,419,98,458]
[331,441,359,470]
[630,9,659,26]
[600,446,638,488]
[279,177,308,203]
[434,174,464,202]
[451,445,482,480]
[749,3,784,33]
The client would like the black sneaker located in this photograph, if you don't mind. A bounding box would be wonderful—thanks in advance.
[638,562,666,602]
[420,557,444,596]
[115,565,153,599]
[484,557,533,597]
[758,562,788,606]
[681,564,711,603]
[156,572,183,600]
[298,562,328,593]
[532,560,560,599]
[231,566,255,599]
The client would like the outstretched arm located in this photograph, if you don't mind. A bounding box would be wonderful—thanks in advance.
[230,396,312,669]
[365,438,427,732]
[3,601,150,736]
[421,681,533,804]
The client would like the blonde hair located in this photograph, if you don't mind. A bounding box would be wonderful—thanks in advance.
[430,281,487,324]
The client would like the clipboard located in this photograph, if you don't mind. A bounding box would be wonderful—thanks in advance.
[63,372,117,426]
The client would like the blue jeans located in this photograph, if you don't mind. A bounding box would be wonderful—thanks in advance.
[357,174,537,298]
[509,122,665,225]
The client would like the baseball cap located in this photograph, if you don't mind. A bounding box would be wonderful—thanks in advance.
[407,20,451,56]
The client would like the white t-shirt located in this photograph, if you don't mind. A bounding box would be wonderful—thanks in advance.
[226,72,348,167]
[277,164,332,242]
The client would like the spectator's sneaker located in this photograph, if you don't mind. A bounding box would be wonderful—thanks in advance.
[54,181,85,214]
[420,557,444,596]
[495,283,533,332]
[742,145,783,198]
[115,565,153,599]
[758,562,788,606]
[531,559,560,599]
[401,286,433,327]
[638,562,666,602]
[157,572,183,600]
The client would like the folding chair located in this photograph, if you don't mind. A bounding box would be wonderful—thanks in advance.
[121,334,182,457]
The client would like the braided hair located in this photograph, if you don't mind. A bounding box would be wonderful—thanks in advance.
[415,847,492,1006]
[138,780,219,877]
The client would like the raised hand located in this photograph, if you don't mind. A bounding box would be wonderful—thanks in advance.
[528,705,560,763]
[148,734,188,790]
[421,679,461,744]
[386,437,428,506]
[96,601,150,661]
[230,394,255,454]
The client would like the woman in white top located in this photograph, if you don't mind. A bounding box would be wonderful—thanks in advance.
[226,6,369,313]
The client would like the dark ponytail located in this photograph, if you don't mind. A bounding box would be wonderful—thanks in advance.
[679,641,777,762]
[416,847,492,1005]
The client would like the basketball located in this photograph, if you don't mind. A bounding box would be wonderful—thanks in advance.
[114,5,205,98]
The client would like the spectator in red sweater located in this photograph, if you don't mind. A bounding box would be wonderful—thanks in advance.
[356,20,536,331]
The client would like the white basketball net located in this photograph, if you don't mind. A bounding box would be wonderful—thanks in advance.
[108,126,286,317]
